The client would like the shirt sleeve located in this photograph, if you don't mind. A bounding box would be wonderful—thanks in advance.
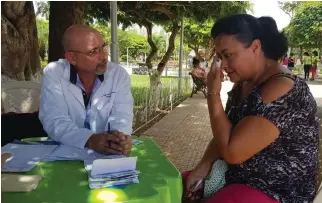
[39,64,93,149]
[106,69,134,135]
[247,88,316,132]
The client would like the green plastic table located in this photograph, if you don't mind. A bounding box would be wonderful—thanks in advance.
[2,137,182,203]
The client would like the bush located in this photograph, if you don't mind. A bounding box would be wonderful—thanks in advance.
[40,57,48,68]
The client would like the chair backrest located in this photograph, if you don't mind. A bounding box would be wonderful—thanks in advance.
[1,81,41,114]
[189,72,202,84]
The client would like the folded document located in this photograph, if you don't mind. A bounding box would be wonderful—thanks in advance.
[84,157,139,189]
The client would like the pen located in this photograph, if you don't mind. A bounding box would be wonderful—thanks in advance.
[107,122,113,147]
[191,179,203,192]
[108,122,111,133]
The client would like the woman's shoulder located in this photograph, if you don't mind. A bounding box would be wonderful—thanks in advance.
[259,74,295,104]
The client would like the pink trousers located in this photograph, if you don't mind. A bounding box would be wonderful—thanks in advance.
[204,184,280,203]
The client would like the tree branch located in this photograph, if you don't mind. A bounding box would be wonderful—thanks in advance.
[142,20,158,70]
[159,20,180,70]
[153,2,191,7]
[148,3,175,19]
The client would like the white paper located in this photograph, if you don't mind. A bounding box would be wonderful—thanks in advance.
[44,144,122,161]
[91,157,137,177]
[1,144,58,172]
[1,144,58,160]
[1,158,40,172]
[132,139,143,146]
[89,176,139,189]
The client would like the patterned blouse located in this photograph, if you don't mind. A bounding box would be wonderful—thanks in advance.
[224,73,319,203]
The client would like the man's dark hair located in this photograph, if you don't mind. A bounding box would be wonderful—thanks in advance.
[192,57,200,65]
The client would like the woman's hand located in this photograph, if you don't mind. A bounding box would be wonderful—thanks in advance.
[184,163,212,201]
[207,58,224,94]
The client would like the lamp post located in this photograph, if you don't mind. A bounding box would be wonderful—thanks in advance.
[127,47,129,68]
[110,1,119,64]
[178,15,184,95]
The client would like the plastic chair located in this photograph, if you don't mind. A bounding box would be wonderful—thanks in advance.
[1,81,41,114]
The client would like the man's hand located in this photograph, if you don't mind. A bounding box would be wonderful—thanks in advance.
[86,132,123,155]
[110,131,132,156]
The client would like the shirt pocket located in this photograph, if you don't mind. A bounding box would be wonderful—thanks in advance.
[96,94,115,120]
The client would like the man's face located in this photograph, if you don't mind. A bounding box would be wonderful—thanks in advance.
[66,31,108,75]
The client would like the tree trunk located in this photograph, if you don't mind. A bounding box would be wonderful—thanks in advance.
[205,39,216,62]
[299,46,303,63]
[144,20,158,70]
[159,21,180,71]
[148,21,180,112]
[194,47,200,59]
[1,1,41,81]
[48,1,85,62]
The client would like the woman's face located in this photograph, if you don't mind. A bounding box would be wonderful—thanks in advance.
[215,34,262,82]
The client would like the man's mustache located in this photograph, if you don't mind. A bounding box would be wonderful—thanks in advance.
[98,60,107,66]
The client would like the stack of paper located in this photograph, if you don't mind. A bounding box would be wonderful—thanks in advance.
[84,157,139,189]
[1,144,58,172]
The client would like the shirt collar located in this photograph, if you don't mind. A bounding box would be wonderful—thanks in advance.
[69,64,104,85]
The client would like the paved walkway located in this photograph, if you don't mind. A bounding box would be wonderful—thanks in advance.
[143,79,322,178]
[142,81,233,172]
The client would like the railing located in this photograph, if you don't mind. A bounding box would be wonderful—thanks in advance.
[131,76,192,133]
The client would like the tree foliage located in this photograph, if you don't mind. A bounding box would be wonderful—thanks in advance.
[85,1,251,69]
[183,18,214,59]
[36,1,50,20]
[278,1,302,19]
[35,1,251,68]
[285,2,322,48]
[36,19,49,60]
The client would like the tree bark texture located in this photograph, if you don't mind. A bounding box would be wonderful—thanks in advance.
[48,1,85,62]
[1,1,41,81]
[144,21,158,70]
[159,21,180,71]
[148,21,180,112]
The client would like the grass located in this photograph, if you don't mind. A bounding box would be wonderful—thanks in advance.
[130,74,191,109]
[130,74,191,130]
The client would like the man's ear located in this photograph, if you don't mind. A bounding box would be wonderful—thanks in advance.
[250,39,262,56]
[64,52,76,65]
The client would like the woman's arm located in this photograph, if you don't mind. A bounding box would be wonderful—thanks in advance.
[207,76,294,164]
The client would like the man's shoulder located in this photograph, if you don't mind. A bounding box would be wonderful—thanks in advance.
[43,59,68,77]
[107,62,130,78]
